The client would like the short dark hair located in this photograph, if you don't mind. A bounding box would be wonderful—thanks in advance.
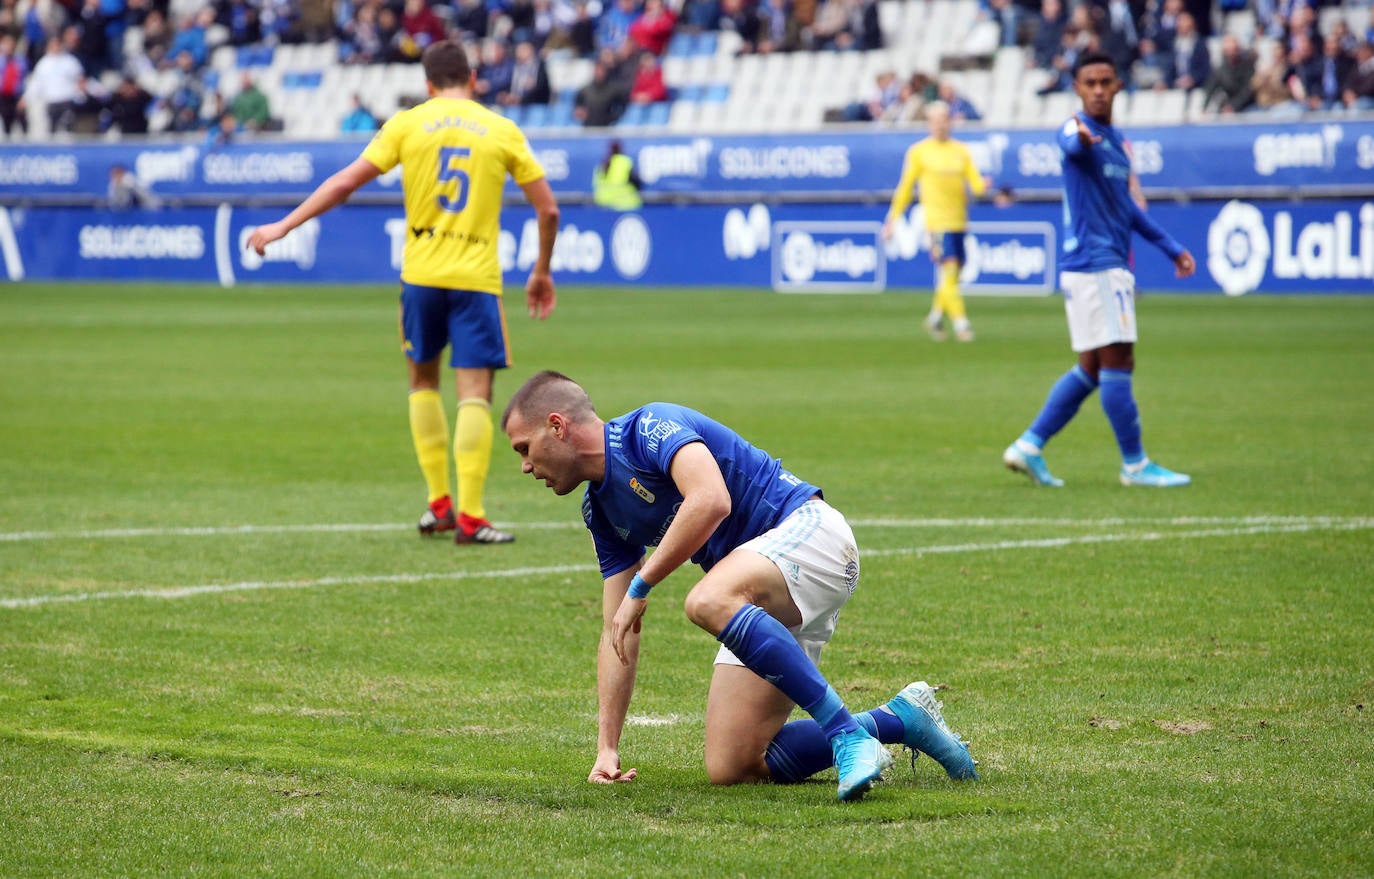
[1072,50,1118,79]
[501,370,594,432]
[422,40,472,89]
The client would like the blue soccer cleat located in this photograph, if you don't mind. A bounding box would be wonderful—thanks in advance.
[1003,443,1064,487]
[1120,459,1191,487]
[885,682,979,780]
[831,727,892,801]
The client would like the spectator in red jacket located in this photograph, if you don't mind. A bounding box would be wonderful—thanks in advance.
[629,0,676,56]
[628,50,668,103]
[401,0,447,58]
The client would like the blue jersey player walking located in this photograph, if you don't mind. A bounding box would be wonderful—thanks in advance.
[1003,50,1197,488]
[501,371,978,801]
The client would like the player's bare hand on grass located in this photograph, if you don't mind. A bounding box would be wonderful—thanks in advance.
[589,752,638,784]
[246,223,288,256]
[610,595,646,665]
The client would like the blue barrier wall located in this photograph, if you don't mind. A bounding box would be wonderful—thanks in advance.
[2,119,1370,292]
[4,198,1369,294]
[1,120,1372,203]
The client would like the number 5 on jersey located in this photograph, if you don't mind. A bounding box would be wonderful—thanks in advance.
[437,146,471,213]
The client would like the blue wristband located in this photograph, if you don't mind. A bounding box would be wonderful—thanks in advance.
[627,573,653,600]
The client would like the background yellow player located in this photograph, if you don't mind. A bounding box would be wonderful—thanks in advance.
[248,39,560,545]
[882,101,994,343]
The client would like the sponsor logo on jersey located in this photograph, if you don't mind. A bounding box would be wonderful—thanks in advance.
[629,477,655,504]
[638,412,682,454]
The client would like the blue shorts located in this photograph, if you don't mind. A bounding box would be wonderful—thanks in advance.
[399,283,510,369]
[931,232,968,265]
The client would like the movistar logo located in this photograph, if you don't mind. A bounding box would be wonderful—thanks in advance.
[629,477,655,504]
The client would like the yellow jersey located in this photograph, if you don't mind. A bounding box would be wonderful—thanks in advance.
[361,96,545,293]
[886,137,987,233]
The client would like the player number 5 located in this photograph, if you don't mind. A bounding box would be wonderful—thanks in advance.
[436,146,471,213]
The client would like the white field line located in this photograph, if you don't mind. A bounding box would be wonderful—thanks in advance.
[0,515,1362,543]
[0,564,597,609]
[3,517,1369,610]
[862,518,1374,558]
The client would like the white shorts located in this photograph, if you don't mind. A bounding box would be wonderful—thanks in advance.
[714,499,860,668]
[1061,268,1138,353]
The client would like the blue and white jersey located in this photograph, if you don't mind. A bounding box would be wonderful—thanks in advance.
[1058,114,1184,273]
[582,403,821,578]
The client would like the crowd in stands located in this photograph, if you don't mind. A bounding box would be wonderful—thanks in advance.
[0,0,1369,139]
[1016,0,1374,114]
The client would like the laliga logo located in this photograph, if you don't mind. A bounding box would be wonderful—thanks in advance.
[778,230,878,282]
[240,218,320,270]
[610,215,651,279]
[1207,201,1270,296]
[722,203,772,259]
[780,231,819,282]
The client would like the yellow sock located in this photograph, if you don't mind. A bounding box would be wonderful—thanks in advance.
[455,398,493,521]
[937,261,967,322]
[409,389,451,504]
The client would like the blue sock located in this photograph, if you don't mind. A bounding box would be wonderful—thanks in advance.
[717,605,858,739]
[764,721,831,783]
[1099,368,1144,465]
[1024,366,1098,449]
[765,709,907,783]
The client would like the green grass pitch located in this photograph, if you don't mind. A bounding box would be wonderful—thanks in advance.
[1,282,1371,877]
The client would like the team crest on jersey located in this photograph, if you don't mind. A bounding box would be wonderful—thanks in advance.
[629,477,655,504]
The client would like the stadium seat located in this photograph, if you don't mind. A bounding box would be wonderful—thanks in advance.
[618,103,648,127]
[1185,87,1208,120]
[696,101,726,131]
[1043,91,1078,122]
[715,29,744,57]
[273,43,302,69]
[1223,9,1256,39]
[281,71,323,89]
[210,45,237,72]
[964,19,1000,56]
[661,55,688,84]
[667,32,694,57]
[236,45,274,68]
[646,102,671,127]
[667,100,699,132]
[1156,89,1187,125]
[524,103,550,128]
[702,82,730,102]
[548,101,576,127]
[681,54,713,85]
[878,0,905,38]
